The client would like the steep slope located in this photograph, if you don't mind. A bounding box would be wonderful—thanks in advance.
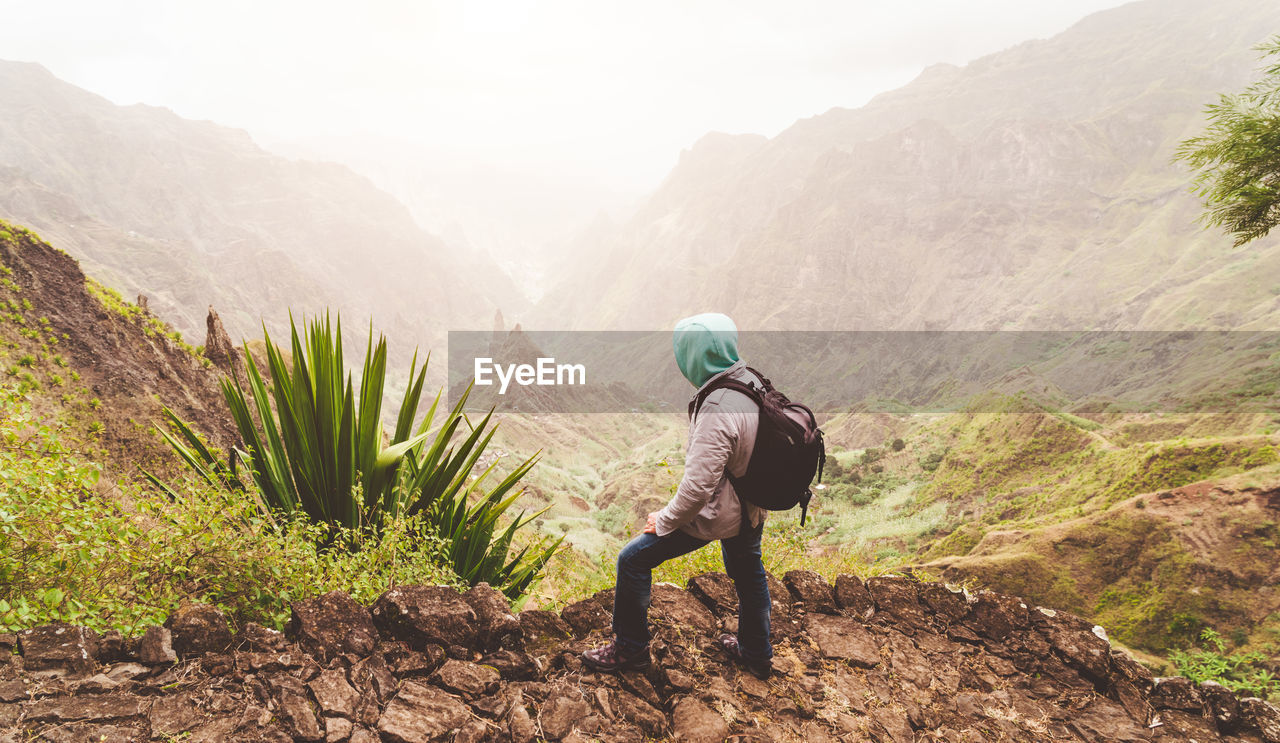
[534,0,1280,331]
[0,220,236,476]
[0,61,514,353]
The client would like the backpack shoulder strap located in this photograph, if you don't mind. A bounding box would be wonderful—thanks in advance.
[688,375,762,420]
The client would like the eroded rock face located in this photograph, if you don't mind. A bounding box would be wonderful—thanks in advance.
[5,577,1280,743]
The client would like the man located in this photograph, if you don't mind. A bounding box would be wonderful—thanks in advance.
[581,312,772,679]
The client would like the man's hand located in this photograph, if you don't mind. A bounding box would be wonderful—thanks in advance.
[644,511,659,534]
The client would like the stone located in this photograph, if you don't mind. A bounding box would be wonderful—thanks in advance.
[805,614,880,667]
[784,570,838,614]
[351,653,399,706]
[237,621,289,652]
[149,693,203,738]
[17,623,99,677]
[1200,680,1241,732]
[464,582,523,651]
[968,591,1028,641]
[377,681,470,743]
[539,693,591,740]
[834,574,875,618]
[165,602,233,658]
[1043,621,1111,684]
[138,626,177,665]
[507,698,538,743]
[870,707,915,743]
[613,690,667,736]
[432,659,500,699]
[866,576,928,628]
[291,591,379,661]
[309,668,361,719]
[20,693,150,723]
[687,572,738,616]
[1241,697,1280,743]
[96,630,126,663]
[349,727,380,743]
[325,715,354,743]
[561,591,613,637]
[917,583,969,624]
[272,675,324,742]
[1150,676,1204,712]
[672,696,729,743]
[453,719,490,743]
[651,584,717,632]
[371,585,478,651]
[518,610,573,648]
[480,649,543,681]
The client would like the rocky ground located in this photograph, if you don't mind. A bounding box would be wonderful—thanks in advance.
[2,572,1278,742]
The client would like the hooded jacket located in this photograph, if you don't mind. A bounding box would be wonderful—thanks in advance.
[655,315,765,541]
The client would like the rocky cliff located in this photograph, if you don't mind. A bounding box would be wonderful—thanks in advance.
[3,572,1277,742]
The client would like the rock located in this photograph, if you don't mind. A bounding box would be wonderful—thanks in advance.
[687,572,738,617]
[518,610,573,648]
[1151,676,1204,712]
[481,649,543,681]
[1241,696,1280,743]
[377,681,470,743]
[613,690,667,736]
[204,306,244,375]
[351,653,399,706]
[870,707,915,743]
[149,693,203,738]
[0,679,26,702]
[833,574,875,618]
[463,582,523,651]
[866,576,928,628]
[651,583,717,632]
[805,614,881,668]
[561,591,613,637]
[539,693,591,740]
[672,696,729,742]
[386,643,446,678]
[138,626,177,665]
[1200,680,1241,732]
[165,602,233,658]
[432,660,500,699]
[968,591,1028,641]
[325,715,354,743]
[507,697,538,743]
[371,585,478,652]
[17,623,99,677]
[1109,649,1155,723]
[453,719,490,743]
[309,668,361,719]
[96,630,126,663]
[291,590,378,661]
[1043,621,1111,684]
[917,583,968,624]
[349,726,380,743]
[20,693,150,722]
[237,622,289,653]
[783,570,838,614]
[272,675,324,742]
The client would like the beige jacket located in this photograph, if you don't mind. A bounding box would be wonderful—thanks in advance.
[654,361,766,541]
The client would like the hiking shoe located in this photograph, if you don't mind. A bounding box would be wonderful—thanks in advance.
[581,639,650,673]
[719,633,772,680]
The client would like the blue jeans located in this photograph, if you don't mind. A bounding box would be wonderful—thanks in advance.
[611,520,771,662]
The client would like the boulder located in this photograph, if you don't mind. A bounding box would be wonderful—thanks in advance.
[16,623,99,677]
[560,591,613,637]
[431,660,500,700]
[1241,697,1280,743]
[463,582,522,651]
[968,590,1028,641]
[917,583,968,624]
[308,668,361,719]
[783,570,838,614]
[1150,676,1204,713]
[165,603,232,658]
[481,649,543,681]
[518,610,573,648]
[371,586,478,652]
[651,583,717,632]
[672,696,729,743]
[290,590,378,661]
[138,626,177,665]
[804,614,880,668]
[833,574,875,618]
[687,572,738,617]
[866,576,928,628]
[1199,680,1241,732]
[377,681,471,743]
[271,675,324,742]
[538,693,591,740]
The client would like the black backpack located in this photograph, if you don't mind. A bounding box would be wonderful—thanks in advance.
[689,366,825,526]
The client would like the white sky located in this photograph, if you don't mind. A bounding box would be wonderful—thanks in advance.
[2,0,1130,192]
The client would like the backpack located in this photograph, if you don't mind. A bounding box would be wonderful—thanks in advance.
[688,366,825,526]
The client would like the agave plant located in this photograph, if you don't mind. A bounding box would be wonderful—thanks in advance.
[148,313,561,599]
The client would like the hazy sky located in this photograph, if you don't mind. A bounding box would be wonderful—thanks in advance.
[3,0,1131,191]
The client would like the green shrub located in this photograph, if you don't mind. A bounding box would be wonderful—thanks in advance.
[153,313,560,600]
[1170,628,1280,700]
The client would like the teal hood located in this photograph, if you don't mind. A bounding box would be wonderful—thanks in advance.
[673,313,740,388]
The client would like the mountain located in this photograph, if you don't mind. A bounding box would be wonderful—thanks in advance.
[533,0,1280,331]
[0,61,517,353]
